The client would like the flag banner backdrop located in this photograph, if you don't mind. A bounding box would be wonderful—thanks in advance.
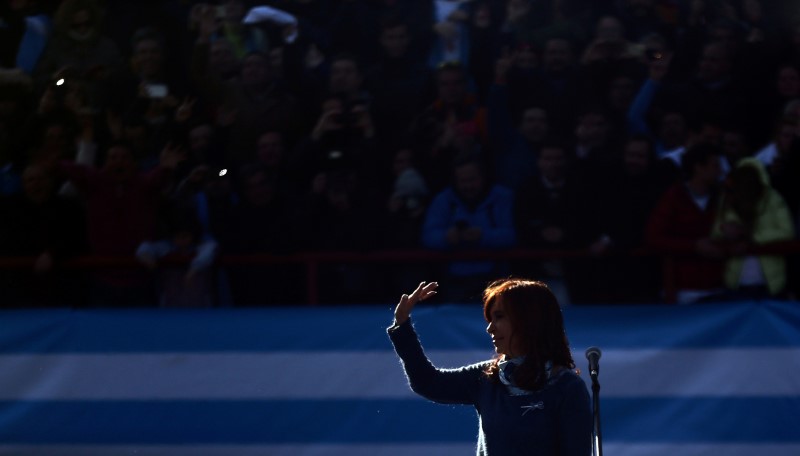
[0,301,798,455]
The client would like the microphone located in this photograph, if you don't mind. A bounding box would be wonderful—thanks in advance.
[585,346,601,380]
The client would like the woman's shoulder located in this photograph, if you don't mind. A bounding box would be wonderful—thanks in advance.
[548,367,587,390]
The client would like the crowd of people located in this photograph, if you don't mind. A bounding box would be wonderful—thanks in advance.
[0,0,798,307]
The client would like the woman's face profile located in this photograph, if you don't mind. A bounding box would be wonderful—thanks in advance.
[486,299,521,358]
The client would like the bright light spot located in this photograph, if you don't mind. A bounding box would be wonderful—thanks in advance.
[218,169,227,177]
[56,78,65,86]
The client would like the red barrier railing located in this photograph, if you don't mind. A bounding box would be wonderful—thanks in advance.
[1,242,798,305]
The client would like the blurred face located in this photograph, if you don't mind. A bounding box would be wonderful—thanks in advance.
[189,125,213,153]
[9,0,29,11]
[103,145,136,178]
[516,44,538,69]
[42,124,69,156]
[380,25,410,59]
[486,298,522,358]
[538,146,566,182]
[576,113,608,147]
[625,0,654,16]
[256,132,284,166]
[329,59,362,95]
[777,124,797,155]
[392,149,413,175]
[437,68,466,105]
[722,131,748,164]
[474,3,491,28]
[454,162,485,205]
[132,39,163,79]
[694,124,722,146]
[697,155,722,184]
[623,139,651,176]
[325,171,355,210]
[123,125,147,155]
[697,43,730,83]
[269,47,284,75]
[596,16,623,41]
[608,76,636,111]
[241,54,271,87]
[210,39,238,74]
[519,107,548,142]
[23,166,53,204]
[69,9,94,41]
[777,66,800,98]
[320,98,344,129]
[244,171,274,206]
[221,0,244,21]
[659,112,687,148]
[543,39,572,73]
[507,0,531,22]
[710,25,736,51]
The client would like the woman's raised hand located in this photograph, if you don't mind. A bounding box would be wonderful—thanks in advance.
[393,281,438,326]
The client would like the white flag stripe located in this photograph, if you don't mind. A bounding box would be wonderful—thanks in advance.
[2,443,799,456]
[603,443,800,456]
[0,444,476,456]
[0,348,797,400]
[597,348,800,397]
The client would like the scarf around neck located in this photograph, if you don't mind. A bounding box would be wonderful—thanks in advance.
[498,357,553,396]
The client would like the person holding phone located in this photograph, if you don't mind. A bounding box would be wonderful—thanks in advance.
[388,278,592,455]
[421,152,516,302]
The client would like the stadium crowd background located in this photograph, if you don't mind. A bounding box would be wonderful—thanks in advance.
[0,0,799,307]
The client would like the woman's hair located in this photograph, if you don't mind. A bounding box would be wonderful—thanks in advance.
[482,278,575,391]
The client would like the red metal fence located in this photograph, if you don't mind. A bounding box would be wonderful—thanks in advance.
[1,242,798,305]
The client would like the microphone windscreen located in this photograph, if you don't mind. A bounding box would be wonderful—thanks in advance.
[585,346,602,360]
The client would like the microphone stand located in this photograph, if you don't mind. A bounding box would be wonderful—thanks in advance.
[590,369,603,456]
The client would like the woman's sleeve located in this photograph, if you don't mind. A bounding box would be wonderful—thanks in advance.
[387,319,483,405]
[753,191,795,244]
[557,373,593,456]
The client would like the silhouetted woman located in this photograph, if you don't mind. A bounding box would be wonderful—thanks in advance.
[387,278,591,455]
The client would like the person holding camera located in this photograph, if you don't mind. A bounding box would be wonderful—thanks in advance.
[191,6,302,165]
[293,95,381,195]
[409,61,487,194]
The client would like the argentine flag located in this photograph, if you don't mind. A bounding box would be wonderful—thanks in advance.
[0,301,798,455]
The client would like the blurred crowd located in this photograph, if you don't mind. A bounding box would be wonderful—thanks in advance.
[0,0,799,307]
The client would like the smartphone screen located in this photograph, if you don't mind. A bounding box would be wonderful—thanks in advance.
[145,84,168,98]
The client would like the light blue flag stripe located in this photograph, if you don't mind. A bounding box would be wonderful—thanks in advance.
[1,302,799,354]
[0,348,797,399]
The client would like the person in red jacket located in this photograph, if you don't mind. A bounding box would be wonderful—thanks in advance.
[646,142,726,303]
[55,140,185,306]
